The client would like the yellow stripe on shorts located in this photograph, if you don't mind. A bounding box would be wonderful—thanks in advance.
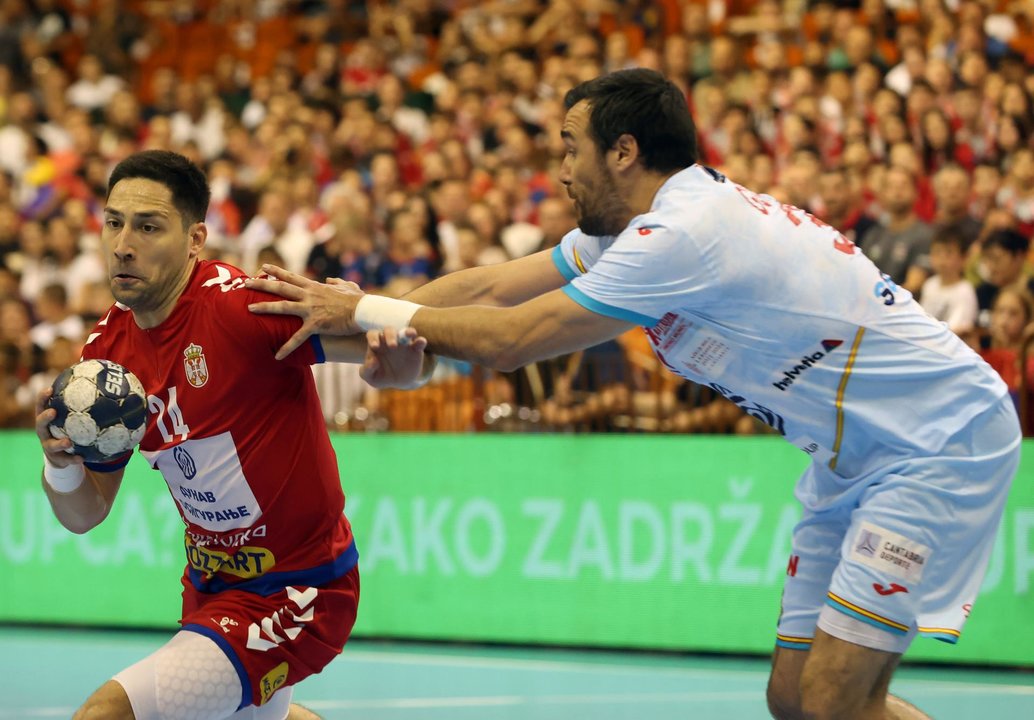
[827,591,910,632]
[918,626,961,638]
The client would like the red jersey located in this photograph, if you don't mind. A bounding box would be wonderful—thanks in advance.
[82,259,356,596]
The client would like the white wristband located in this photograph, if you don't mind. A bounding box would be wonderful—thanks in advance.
[355,295,422,332]
[43,456,86,494]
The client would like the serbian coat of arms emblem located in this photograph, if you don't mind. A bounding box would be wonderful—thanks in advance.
[183,342,209,388]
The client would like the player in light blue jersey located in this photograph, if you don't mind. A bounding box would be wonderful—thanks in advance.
[247,69,1020,720]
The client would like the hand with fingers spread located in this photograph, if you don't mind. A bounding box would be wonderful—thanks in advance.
[360,327,436,389]
[246,265,366,360]
[35,387,85,469]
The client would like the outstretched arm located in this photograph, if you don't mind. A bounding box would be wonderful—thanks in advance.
[246,250,572,360]
[247,266,634,372]
[401,248,568,308]
[409,288,633,372]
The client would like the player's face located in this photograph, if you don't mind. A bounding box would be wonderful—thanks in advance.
[559,100,628,237]
[102,178,206,328]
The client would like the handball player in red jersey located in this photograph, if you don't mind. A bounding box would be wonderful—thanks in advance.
[33,150,434,720]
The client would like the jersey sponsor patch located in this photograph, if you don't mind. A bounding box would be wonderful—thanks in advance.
[772,339,843,391]
[850,521,930,584]
[259,662,289,705]
[647,317,734,379]
[792,436,835,464]
[142,432,262,531]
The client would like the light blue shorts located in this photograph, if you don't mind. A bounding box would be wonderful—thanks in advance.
[776,396,1021,654]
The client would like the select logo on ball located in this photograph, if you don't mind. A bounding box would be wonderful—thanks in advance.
[48,359,148,463]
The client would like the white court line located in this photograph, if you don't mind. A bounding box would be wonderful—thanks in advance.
[340,649,1034,693]
[894,682,1034,696]
[341,649,770,680]
[303,690,763,710]
[3,680,1030,717]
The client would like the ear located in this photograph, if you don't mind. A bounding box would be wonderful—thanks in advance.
[609,133,640,172]
[188,222,208,258]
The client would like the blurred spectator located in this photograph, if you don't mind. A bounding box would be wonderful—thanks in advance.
[861,165,933,295]
[431,177,471,273]
[66,55,125,115]
[979,285,1034,415]
[238,186,318,274]
[12,220,56,303]
[918,225,978,340]
[0,297,42,382]
[536,196,577,250]
[48,216,105,309]
[28,282,83,350]
[971,162,1003,220]
[15,333,77,418]
[306,217,380,290]
[817,167,877,248]
[919,107,972,173]
[996,147,1034,236]
[931,163,982,247]
[375,208,435,287]
[0,92,37,177]
[455,222,508,270]
[975,229,1034,346]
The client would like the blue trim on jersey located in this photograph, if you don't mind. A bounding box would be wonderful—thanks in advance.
[920,630,960,645]
[552,245,578,281]
[188,540,359,596]
[182,623,252,711]
[824,597,909,636]
[562,285,660,326]
[84,451,133,473]
[775,638,812,651]
[310,335,326,364]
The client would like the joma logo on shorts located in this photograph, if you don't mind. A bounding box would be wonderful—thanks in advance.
[873,583,908,596]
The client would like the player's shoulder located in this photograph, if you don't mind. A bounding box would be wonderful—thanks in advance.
[81,302,132,358]
[637,165,740,238]
[193,260,250,294]
[188,259,260,311]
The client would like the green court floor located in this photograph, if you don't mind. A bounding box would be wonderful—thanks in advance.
[2,626,1032,719]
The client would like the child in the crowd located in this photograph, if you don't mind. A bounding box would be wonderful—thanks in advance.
[919,224,978,341]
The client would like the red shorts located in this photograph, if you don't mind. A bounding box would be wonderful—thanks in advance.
[179,565,360,709]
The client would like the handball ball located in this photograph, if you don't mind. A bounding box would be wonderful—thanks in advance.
[48,359,148,463]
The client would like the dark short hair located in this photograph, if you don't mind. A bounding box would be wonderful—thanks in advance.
[564,69,698,173]
[107,150,210,226]
[984,228,1030,256]
[930,223,969,253]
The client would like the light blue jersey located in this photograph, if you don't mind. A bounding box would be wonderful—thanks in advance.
[553,164,1021,651]
[554,165,1007,486]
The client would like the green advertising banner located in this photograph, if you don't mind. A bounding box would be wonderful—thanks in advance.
[2,432,1032,666]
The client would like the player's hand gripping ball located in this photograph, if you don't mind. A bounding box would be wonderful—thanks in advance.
[47,359,147,462]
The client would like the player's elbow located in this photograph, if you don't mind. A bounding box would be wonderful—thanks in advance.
[481,337,530,373]
[49,497,114,535]
[480,315,554,371]
[61,516,104,535]
[491,351,526,373]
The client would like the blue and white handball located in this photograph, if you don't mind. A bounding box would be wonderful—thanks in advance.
[48,359,148,462]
